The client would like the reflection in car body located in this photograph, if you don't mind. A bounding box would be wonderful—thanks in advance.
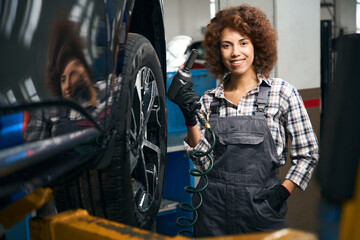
[0,0,167,230]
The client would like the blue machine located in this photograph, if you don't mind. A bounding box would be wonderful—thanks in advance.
[0,112,25,149]
[0,112,30,239]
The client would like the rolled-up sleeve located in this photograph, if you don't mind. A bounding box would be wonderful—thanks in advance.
[285,88,319,191]
[184,126,214,171]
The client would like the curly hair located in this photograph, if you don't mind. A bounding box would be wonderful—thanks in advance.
[45,19,95,97]
[203,4,277,79]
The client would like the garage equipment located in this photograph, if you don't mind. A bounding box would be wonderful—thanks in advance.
[0,185,317,240]
[317,34,360,240]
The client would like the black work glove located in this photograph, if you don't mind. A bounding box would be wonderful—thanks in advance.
[253,184,290,211]
[172,81,200,126]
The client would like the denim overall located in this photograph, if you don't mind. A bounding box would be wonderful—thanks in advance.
[193,82,287,237]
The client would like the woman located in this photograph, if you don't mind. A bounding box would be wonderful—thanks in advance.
[172,4,319,237]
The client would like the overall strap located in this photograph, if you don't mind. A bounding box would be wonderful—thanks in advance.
[209,98,220,120]
[255,82,271,117]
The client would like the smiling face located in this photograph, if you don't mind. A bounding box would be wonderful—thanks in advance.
[220,27,256,78]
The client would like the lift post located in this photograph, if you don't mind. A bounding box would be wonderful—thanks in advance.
[29,209,189,240]
[0,188,53,229]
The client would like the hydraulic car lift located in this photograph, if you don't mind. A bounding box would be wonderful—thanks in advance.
[0,187,318,240]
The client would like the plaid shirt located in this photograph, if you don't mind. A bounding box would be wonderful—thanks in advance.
[24,74,121,141]
[185,75,319,191]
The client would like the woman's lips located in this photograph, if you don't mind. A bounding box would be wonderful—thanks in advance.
[63,91,71,98]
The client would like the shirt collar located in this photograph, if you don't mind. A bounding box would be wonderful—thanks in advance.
[258,74,272,87]
[209,73,272,99]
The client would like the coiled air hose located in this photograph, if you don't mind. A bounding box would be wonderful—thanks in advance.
[176,110,216,238]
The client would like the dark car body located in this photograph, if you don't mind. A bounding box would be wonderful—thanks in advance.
[0,0,167,230]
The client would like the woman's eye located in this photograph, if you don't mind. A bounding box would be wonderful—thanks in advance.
[240,42,247,46]
[222,44,230,48]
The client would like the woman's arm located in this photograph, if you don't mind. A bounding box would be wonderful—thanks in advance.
[186,125,202,147]
[284,88,319,191]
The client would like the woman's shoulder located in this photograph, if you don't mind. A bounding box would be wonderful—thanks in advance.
[270,77,298,96]
[270,77,294,88]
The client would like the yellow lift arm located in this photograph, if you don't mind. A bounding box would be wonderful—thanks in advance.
[0,187,317,240]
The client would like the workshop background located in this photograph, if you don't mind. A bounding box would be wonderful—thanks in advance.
[1,0,359,239]
[162,0,357,235]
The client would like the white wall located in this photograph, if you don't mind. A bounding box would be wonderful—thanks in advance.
[163,0,210,43]
[276,0,320,90]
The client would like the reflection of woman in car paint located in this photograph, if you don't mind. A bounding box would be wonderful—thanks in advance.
[24,19,120,141]
[60,59,96,105]
[45,20,97,107]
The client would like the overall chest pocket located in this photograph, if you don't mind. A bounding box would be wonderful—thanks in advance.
[213,131,266,175]
[217,132,264,145]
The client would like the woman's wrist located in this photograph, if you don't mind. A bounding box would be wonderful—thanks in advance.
[282,179,296,194]
[186,124,201,147]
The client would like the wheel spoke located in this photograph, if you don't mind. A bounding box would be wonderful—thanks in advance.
[132,70,143,137]
[143,139,161,158]
[134,71,143,106]
[145,162,157,197]
[137,150,150,191]
[132,148,152,212]
[129,108,138,142]
[142,72,159,128]
[129,147,139,174]
[142,139,161,194]
[132,180,141,200]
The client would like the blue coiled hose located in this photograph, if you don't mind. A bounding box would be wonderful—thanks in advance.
[176,126,216,238]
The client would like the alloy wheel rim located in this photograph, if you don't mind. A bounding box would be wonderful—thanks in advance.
[129,66,162,212]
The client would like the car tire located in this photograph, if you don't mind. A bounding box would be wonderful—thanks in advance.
[54,33,167,230]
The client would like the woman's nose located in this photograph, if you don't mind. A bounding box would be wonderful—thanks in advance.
[64,78,71,89]
[232,45,241,57]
